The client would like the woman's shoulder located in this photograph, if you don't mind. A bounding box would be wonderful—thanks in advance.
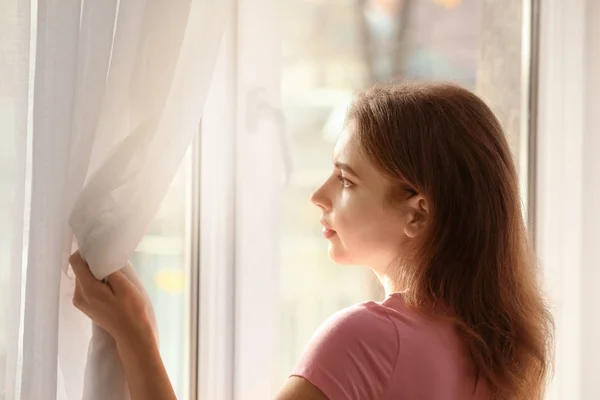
[315,297,402,339]
[293,294,484,399]
[291,299,402,399]
[309,293,469,375]
[307,292,428,350]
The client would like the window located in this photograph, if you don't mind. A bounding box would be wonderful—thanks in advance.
[132,150,194,400]
[275,0,529,391]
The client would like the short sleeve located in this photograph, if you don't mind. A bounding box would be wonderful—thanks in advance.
[290,302,400,400]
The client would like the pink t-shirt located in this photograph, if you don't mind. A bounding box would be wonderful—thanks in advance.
[291,293,490,400]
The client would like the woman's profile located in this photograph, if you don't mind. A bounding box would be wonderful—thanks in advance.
[70,82,554,400]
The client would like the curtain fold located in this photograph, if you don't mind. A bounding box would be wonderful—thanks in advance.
[21,0,101,396]
[1,0,232,398]
[0,0,31,398]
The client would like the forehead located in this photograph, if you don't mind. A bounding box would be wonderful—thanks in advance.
[334,124,362,162]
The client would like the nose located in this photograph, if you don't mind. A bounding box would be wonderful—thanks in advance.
[311,182,331,211]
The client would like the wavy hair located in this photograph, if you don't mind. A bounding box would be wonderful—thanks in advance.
[348,83,554,399]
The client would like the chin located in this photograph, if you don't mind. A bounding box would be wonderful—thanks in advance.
[327,244,358,266]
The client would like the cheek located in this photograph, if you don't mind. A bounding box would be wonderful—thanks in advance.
[331,197,406,263]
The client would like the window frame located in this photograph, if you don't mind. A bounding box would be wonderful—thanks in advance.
[194,10,238,400]
[233,0,283,398]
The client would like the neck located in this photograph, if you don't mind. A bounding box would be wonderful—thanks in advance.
[372,268,404,297]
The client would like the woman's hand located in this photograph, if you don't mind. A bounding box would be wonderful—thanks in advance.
[69,251,152,342]
[70,251,177,400]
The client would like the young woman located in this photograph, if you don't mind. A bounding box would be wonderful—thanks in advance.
[70,82,554,400]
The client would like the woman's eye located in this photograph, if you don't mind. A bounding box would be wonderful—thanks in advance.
[337,174,353,188]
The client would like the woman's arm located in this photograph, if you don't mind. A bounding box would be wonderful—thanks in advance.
[276,376,329,400]
[70,252,176,400]
[115,321,176,400]
[70,251,327,400]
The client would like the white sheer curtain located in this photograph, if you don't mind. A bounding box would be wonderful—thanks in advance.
[537,0,600,398]
[1,0,231,399]
[0,0,32,399]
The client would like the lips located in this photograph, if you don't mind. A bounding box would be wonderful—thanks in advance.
[322,227,337,238]
[320,219,337,238]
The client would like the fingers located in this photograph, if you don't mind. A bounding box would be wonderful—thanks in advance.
[105,270,135,296]
[105,271,148,317]
[69,251,97,286]
[69,251,110,301]
[72,277,87,310]
[70,257,149,337]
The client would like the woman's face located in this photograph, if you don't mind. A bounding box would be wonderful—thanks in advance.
[311,124,418,273]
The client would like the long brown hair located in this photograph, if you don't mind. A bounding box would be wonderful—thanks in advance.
[348,83,553,399]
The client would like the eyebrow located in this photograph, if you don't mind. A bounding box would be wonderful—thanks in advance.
[334,162,360,179]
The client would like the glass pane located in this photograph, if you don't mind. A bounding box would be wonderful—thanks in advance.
[278,0,526,386]
[132,149,193,400]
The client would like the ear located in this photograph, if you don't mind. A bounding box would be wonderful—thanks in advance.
[404,195,429,238]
